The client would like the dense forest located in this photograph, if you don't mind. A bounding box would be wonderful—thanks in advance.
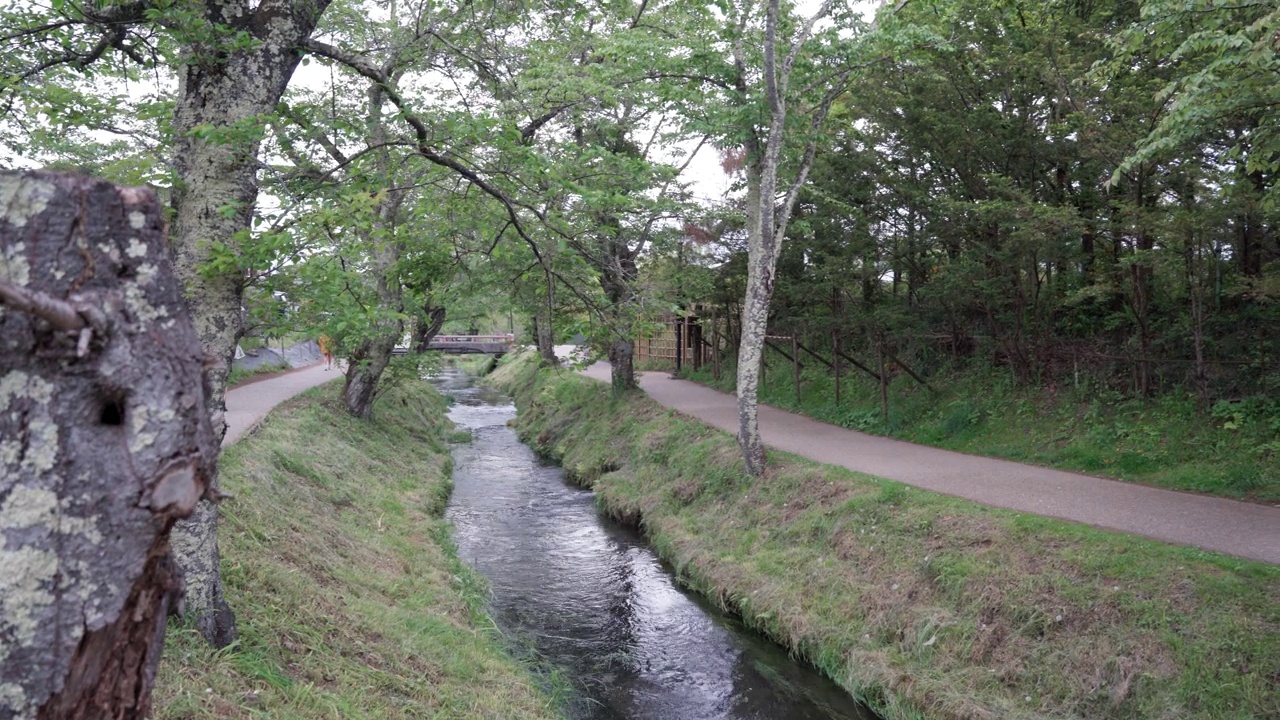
[680,0,1278,406]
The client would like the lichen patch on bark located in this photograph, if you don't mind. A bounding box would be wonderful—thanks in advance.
[0,176,55,229]
[0,546,58,648]
[0,241,31,285]
[1,171,218,718]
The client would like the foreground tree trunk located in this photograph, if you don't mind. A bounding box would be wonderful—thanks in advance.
[0,172,218,719]
[166,0,332,646]
[343,330,399,418]
[736,167,776,475]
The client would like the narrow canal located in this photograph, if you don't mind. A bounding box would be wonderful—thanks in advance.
[438,371,875,720]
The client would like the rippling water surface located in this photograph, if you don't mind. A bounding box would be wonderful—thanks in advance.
[438,370,874,720]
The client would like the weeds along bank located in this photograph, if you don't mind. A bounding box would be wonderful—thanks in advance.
[491,352,1279,720]
[152,380,560,720]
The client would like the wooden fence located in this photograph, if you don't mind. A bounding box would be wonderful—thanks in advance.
[634,317,720,372]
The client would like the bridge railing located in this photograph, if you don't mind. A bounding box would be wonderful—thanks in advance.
[432,334,515,344]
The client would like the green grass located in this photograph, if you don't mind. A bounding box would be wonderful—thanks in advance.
[152,379,563,720]
[451,355,497,376]
[492,350,1280,720]
[682,358,1280,502]
[227,360,292,388]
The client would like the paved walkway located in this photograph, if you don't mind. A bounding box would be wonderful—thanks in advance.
[580,363,1280,564]
[223,363,341,446]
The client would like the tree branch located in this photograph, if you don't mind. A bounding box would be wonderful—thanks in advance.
[0,281,86,331]
[303,37,616,327]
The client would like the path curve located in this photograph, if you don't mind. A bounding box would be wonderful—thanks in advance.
[580,362,1280,565]
[223,363,341,446]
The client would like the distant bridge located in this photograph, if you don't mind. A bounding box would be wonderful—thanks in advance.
[394,334,515,356]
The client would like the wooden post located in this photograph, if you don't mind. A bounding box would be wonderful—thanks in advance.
[792,333,801,403]
[712,309,721,381]
[674,317,684,374]
[833,328,842,406]
[692,320,703,371]
[0,171,218,719]
[878,339,889,422]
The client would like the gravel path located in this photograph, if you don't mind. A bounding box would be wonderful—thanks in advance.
[580,362,1280,564]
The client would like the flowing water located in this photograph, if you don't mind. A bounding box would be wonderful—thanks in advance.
[439,371,875,720]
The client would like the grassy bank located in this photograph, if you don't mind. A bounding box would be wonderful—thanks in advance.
[452,354,497,376]
[493,351,1279,720]
[227,360,293,388]
[681,359,1279,502]
[152,380,561,719]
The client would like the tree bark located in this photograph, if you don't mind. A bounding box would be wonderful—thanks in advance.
[600,231,640,394]
[535,271,559,366]
[736,166,773,475]
[340,84,405,420]
[411,306,446,352]
[0,171,217,719]
[732,0,833,476]
[167,0,332,647]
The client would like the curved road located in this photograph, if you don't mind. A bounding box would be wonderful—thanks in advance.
[579,362,1280,565]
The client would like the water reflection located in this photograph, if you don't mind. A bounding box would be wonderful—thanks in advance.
[439,370,873,720]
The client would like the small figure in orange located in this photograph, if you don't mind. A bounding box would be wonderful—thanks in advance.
[318,334,334,370]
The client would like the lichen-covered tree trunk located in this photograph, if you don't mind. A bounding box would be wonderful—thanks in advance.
[601,243,640,394]
[535,272,559,366]
[341,85,406,420]
[732,0,828,477]
[342,230,403,418]
[166,0,331,647]
[736,166,774,476]
[0,171,218,719]
[342,329,399,419]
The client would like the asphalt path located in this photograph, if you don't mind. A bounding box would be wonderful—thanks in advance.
[579,362,1280,564]
[223,363,341,446]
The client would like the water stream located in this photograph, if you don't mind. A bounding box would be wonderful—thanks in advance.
[438,370,875,720]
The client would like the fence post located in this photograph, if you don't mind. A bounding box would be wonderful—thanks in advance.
[878,338,889,422]
[674,317,684,374]
[792,333,801,403]
[833,328,841,406]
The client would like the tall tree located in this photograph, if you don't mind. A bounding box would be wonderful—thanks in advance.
[720,0,863,475]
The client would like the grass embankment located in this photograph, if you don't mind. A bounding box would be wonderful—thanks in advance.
[682,360,1279,502]
[492,351,1279,720]
[452,355,497,376]
[227,361,293,388]
[152,380,561,720]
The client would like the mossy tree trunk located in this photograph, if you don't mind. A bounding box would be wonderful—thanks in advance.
[340,85,406,420]
[166,0,331,647]
[0,171,218,719]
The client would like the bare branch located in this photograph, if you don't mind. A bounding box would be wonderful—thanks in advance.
[0,280,86,331]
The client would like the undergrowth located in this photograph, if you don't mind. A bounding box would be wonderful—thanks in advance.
[683,358,1279,501]
[152,380,562,719]
[492,350,1280,720]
